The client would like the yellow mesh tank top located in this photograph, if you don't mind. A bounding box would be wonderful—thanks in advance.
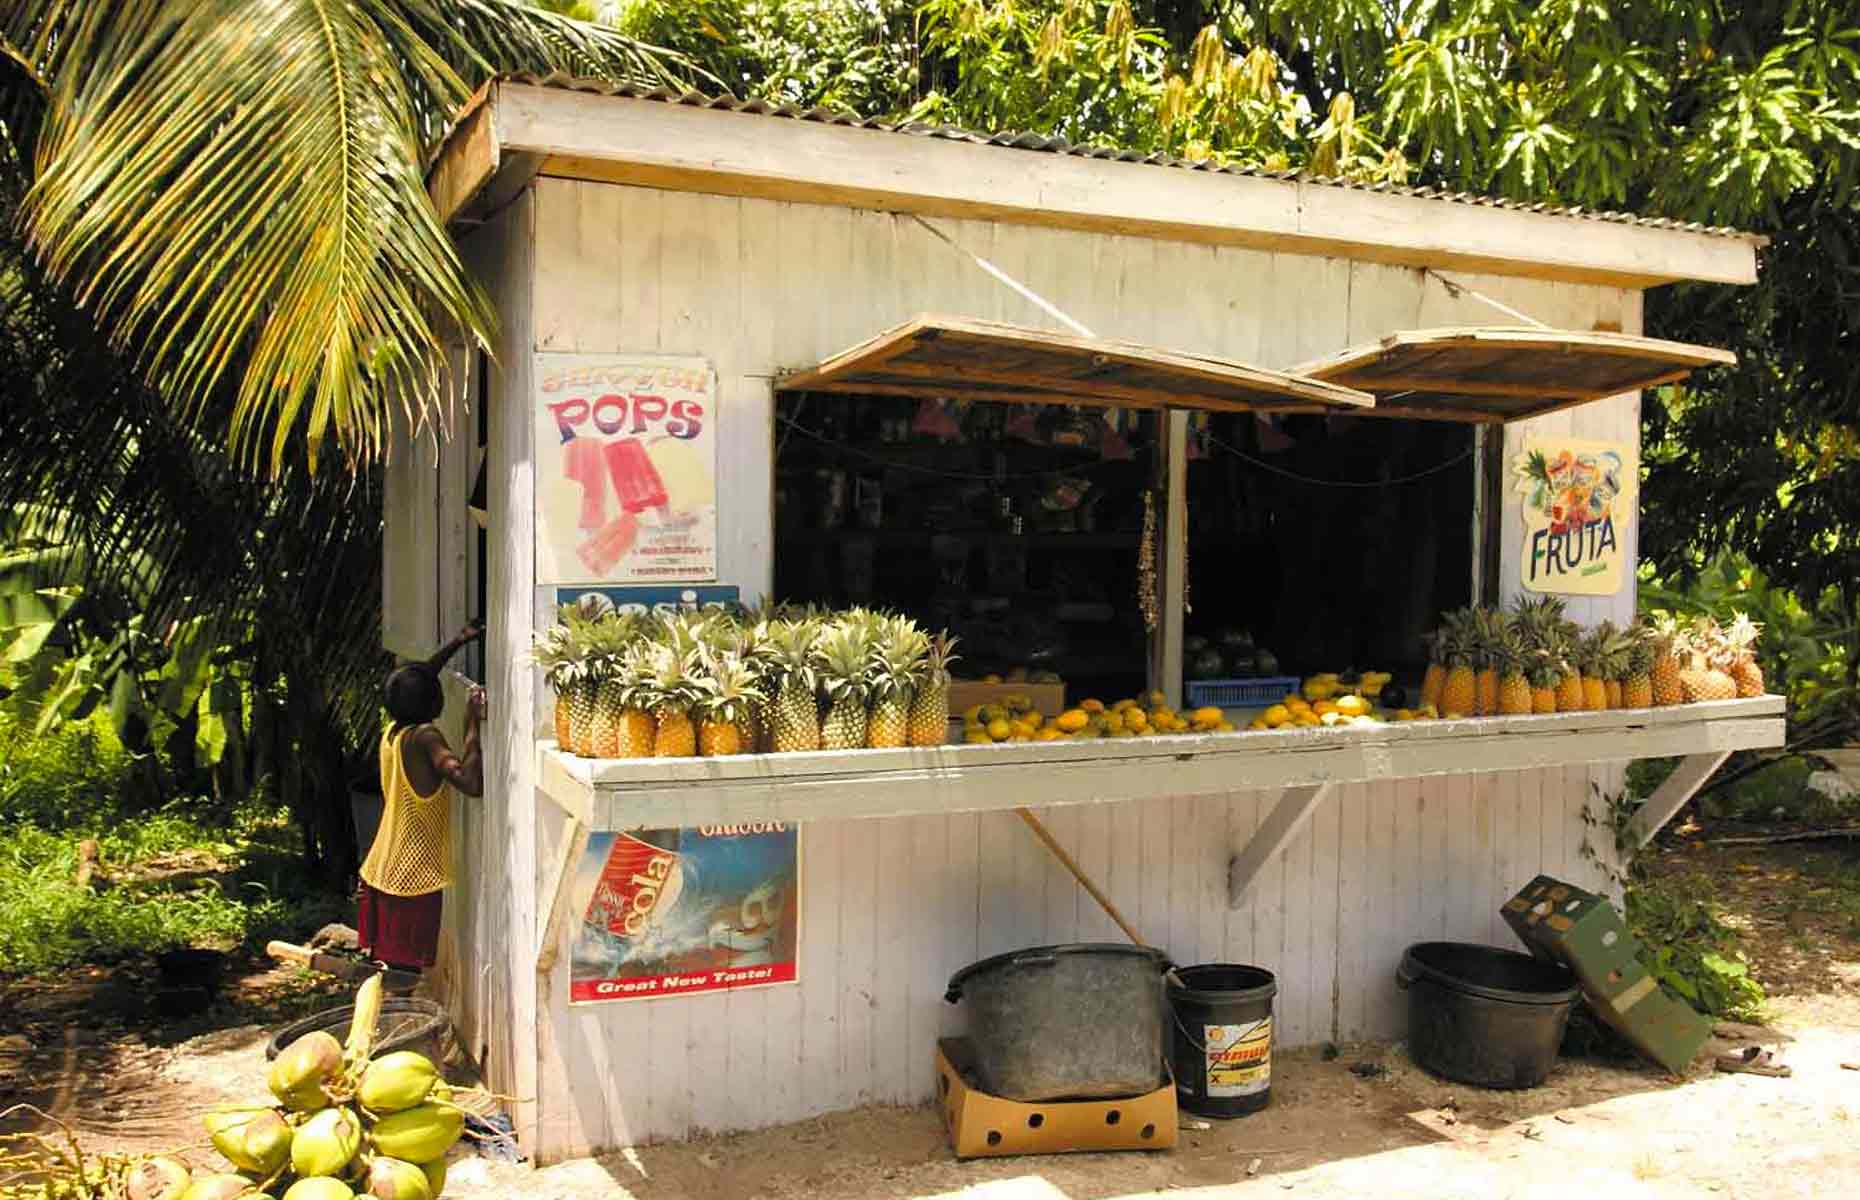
[360,727,453,896]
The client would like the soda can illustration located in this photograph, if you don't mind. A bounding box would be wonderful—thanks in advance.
[585,831,684,941]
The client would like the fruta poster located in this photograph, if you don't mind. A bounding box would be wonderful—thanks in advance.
[534,354,717,585]
[568,824,799,1005]
[1513,436,1637,596]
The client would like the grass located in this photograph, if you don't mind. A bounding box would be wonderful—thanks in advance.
[0,804,352,975]
[0,708,136,828]
[0,711,351,977]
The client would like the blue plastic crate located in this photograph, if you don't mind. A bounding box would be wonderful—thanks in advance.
[1184,677,1301,710]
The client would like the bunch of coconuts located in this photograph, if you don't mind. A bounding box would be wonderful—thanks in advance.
[124,976,466,1200]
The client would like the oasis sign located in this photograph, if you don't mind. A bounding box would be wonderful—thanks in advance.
[1513,437,1636,597]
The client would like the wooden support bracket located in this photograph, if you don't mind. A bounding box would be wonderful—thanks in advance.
[1624,751,1731,851]
[534,817,589,976]
[1228,783,1334,908]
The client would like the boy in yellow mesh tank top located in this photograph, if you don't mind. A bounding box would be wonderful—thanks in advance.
[360,622,484,972]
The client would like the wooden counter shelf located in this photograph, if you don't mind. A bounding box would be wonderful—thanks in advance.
[538,697,1784,882]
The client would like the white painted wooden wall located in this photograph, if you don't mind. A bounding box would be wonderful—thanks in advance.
[487,178,1643,1158]
[403,195,541,1131]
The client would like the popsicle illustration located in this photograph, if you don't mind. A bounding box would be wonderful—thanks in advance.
[604,438,669,514]
[577,511,639,576]
[564,438,608,530]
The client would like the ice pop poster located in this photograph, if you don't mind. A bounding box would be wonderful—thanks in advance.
[534,354,718,584]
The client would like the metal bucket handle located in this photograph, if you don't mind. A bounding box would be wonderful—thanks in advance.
[1170,1010,1269,1055]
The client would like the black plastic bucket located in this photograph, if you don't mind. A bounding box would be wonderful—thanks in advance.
[1398,942,1579,1089]
[265,997,451,1067]
[946,943,1172,1101]
[1166,964,1277,1117]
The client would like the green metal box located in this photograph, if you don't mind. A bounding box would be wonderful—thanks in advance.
[1501,875,1711,1076]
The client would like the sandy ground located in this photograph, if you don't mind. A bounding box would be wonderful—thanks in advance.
[440,993,1860,1200]
[7,837,1860,1199]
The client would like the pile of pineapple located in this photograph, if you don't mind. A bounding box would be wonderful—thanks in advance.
[120,977,465,1200]
[534,603,959,758]
[961,693,1234,742]
[1416,599,1764,719]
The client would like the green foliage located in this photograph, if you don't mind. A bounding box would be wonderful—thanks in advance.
[0,2,692,473]
[598,2,1860,641]
[1625,872,1767,1021]
[603,1,1860,228]
[0,794,351,976]
[611,0,917,112]
[0,709,133,829]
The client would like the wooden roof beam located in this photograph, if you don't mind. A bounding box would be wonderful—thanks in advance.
[487,83,1760,290]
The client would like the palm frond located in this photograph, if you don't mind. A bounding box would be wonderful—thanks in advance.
[0,192,391,736]
[3,0,693,475]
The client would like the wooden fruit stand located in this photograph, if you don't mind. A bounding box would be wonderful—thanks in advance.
[386,78,1779,1163]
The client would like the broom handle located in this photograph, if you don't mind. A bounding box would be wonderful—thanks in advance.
[1015,807,1147,947]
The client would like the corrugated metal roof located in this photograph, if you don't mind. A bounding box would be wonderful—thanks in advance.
[507,73,1761,242]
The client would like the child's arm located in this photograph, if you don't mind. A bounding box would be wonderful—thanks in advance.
[423,619,485,674]
[416,687,486,798]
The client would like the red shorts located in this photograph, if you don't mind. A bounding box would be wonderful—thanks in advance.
[357,882,443,970]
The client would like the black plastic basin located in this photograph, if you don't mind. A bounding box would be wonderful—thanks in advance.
[1398,941,1579,1089]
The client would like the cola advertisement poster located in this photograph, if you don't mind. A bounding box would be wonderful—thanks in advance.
[567,824,800,1005]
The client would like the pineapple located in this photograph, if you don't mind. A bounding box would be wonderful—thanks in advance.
[866,614,929,749]
[1535,608,1585,712]
[816,615,875,751]
[585,613,640,758]
[1576,624,1612,712]
[639,634,703,757]
[589,669,624,757]
[532,610,583,750]
[1621,627,1655,709]
[1724,612,1766,697]
[736,616,776,752]
[1527,652,1561,714]
[1598,623,1636,710]
[1678,616,1739,702]
[549,607,605,756]
[1648,614,1686,707]
[614,641,658,758]
[1555,659,1586,711]
[696,650,762,756]
[1439,610,1478,718]
[908,631,960,747]
[1510,594,1579,712]
[766,618,823,753]
[1494,624,1533,716]
[1473,608,1505,716]
[1419,626,1447,711]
